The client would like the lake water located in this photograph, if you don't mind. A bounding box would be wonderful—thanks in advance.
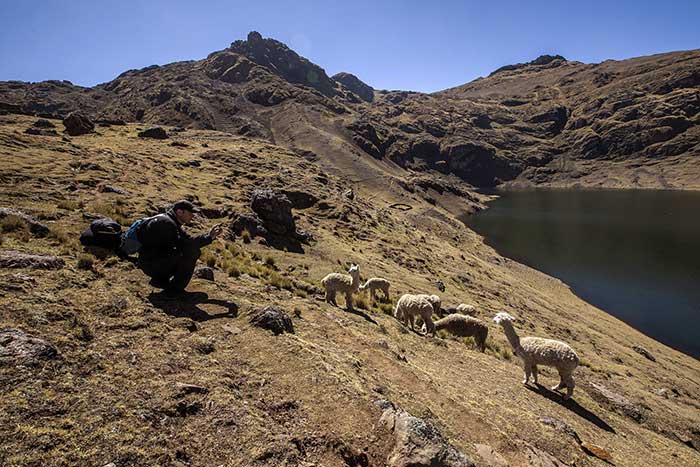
[464,189,700,359]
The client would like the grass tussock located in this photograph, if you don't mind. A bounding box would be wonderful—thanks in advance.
[57,199,83,211]
[77,254,94,270]
[241,229,251,244]
[0,215,28,233]
[90,200,131,226]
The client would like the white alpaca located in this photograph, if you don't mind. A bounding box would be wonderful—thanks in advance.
[394,294,435,337]
[423,314,488,352]
[321,264,361,311]
[456,303,477,316]
[418,294,441,316]
[359,277,391,301]
[493,312,579,399]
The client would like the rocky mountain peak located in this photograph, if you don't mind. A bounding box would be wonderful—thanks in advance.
[229,31,338,97]
[332,72,374,102]
[489,54,568,76]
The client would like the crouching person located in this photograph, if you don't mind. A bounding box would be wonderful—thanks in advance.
[138,200,223,298]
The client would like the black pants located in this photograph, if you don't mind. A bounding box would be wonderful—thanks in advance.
[138,240,202,292]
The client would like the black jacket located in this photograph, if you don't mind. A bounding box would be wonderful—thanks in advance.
[138,210,212,261]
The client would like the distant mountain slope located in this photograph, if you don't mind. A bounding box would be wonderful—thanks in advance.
[1,33,698,189]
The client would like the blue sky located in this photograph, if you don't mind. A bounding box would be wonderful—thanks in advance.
[1,0,699,92]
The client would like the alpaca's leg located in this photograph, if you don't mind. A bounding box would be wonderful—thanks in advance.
[325,289,332,304]
[563,373,575,400]
[345,292,353,311]
[425,316,435,337]
[330,291,338,306]
[552,371,565,391]
[531,365,538,384]
[522,361,531,385]
[408,314,415,331]
[370,288,376,301]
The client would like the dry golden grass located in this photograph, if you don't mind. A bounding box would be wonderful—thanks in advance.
[0,115,698,467]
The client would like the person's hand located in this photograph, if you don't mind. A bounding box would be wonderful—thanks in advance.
[209,223,224,239]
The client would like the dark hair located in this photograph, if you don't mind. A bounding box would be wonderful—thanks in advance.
[172,199,200,213]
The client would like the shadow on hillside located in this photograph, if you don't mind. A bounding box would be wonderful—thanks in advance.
[346,308,378,325]
[148,291,239,322]
[527,384,616,433]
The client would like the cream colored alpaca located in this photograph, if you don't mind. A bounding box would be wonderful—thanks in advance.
[394,294,436,337]
[359,277,390,301]
[424,314,488,352]
[321,264,361,311]
[493,312,579,399]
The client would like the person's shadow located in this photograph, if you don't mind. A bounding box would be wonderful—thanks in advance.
[526,384,616,433]
[148,291,238,322]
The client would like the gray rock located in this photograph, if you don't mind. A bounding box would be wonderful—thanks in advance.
[249,306,294,335]
[229,212,268,238]
[0,329,57,365]
[632,345,656,362]
[194,267,215,281]
[435,279,446,292]
[0,208,50,237]
[588,382,645,422]
[0,250,65,270]
[282,190,318,209]
[137,126,168,139]
[62,110,94,136]
[375,400,474,467]
[99,185,128,195]
[25,127,59,136]
[539,416,581,444]
[33,119,56,128]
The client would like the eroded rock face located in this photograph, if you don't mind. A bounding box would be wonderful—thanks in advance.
[375,400,474,467]
[0,250,65,270]
[0,329,58,365]
[62,110,94,136]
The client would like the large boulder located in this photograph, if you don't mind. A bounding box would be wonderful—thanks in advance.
[137,126,168,139]
[250,189,295,235]
[62,111,94,136]
[0,329,58,365]
[375,400,474,467]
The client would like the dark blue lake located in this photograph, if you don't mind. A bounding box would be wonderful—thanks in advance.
[464,189,700,358]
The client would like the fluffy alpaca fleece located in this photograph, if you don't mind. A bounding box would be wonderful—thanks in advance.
[394,294,436,336]
[493,312,580,399]
[321,264,361,311]
[423,314,488,352]
[418,294,441,316]
[456,303,477,316]
[359,277,390,301]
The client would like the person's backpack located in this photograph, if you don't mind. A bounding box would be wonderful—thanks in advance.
[79,217,123,251]
[119,215,157,255]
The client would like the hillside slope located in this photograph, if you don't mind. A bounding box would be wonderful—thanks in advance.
[1,114,699,466]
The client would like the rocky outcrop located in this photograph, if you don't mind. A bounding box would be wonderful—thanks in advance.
[138,126,168,139]
[250,189,296,235]
[63,110,94,136]
[0,208,50,237]
[333,72,374,102]
[375,400,474,467]
[249,306,294,335]
[0,329,58,365]
[0,250,65,269]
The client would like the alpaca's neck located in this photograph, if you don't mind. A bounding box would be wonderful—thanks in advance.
[501,321,521,351]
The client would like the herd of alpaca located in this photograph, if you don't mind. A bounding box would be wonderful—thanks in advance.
[321,264,581,399]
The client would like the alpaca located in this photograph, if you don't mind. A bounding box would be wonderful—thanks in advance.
[359,277,391,301]
[321,264,361,311]
[423,314,488,352]
[493,312,579,399]
[418,294,441,316]
[456,303,477,316]
[394,294,436,337]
